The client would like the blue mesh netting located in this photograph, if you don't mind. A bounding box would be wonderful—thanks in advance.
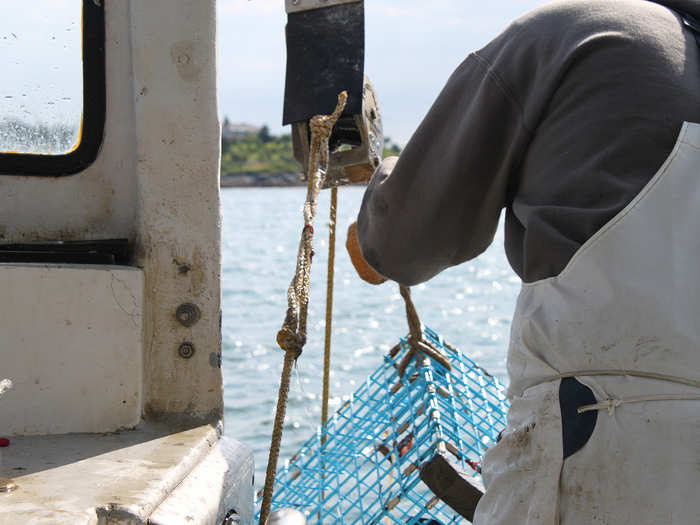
[257,326,510,524]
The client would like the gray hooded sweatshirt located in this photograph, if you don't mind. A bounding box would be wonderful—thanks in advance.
[357,0,700,284]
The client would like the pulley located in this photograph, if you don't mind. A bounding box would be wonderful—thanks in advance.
[283,0,384,187]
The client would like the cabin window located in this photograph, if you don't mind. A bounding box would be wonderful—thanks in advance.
[0,0,105,175]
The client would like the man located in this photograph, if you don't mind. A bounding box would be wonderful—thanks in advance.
[347,1,700,523]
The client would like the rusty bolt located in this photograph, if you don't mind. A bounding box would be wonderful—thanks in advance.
[0,478,17,493]
[175,303,201,327]
[178,342,195,359]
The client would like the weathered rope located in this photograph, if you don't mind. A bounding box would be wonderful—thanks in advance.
[398,285,452,377]
[316,187,338,522]
[321,187,338,435]
[259,92,347,525]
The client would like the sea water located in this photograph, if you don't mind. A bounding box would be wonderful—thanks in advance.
[221,187,520,490]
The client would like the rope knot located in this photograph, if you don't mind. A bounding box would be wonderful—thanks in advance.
[407,334,421,347]
[396,285,453,377]
[605,398,623,416]
[308,91,348,142]
[276,328,304,358]
[309,115,335,141]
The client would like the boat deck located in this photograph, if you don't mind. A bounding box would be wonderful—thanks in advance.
[0,423,240,524]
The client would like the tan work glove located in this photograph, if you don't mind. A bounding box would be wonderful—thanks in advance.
[346,222,387,285]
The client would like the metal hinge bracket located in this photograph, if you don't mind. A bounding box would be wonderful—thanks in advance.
[285,0,361,14]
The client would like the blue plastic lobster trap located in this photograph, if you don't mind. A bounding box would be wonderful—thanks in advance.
[257,326,510,524]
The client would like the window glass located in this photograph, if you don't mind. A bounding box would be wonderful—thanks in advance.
[0,1,83,155]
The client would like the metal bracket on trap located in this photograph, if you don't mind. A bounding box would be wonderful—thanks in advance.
[292,77,383,188]
[420,451,485,522]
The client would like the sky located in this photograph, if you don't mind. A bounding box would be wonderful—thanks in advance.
[1,0,545,147]
[0,1,82,126]
[218,0,544,144]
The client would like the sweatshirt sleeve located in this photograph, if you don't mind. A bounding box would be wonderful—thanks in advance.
[357,52,530,286]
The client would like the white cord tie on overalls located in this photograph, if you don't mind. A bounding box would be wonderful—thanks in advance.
[526,369,700,416]
[578,394,700,416]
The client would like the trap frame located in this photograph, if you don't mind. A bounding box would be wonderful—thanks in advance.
[257,326,510,524]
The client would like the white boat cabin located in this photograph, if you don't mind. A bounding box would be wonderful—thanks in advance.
[0,1,253,523]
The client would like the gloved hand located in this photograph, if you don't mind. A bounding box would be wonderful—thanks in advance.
[345,221,387,285]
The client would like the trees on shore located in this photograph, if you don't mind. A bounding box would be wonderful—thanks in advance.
[221,120,402,178]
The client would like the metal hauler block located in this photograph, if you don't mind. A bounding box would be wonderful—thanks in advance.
[285,0,361,14]
[283,0,364,124]
[292,77,383,188]
[283,0,383,187]
[256,326,510,524]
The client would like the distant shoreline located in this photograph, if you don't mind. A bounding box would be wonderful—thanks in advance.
[221,173,368,188]
[220,172,305,188]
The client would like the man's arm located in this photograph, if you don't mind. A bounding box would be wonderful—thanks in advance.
[356,52,530,286]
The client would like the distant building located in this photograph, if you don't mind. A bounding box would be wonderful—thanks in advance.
[222,118,261,140]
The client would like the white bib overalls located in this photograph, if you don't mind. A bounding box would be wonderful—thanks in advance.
[474,123,700,524]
